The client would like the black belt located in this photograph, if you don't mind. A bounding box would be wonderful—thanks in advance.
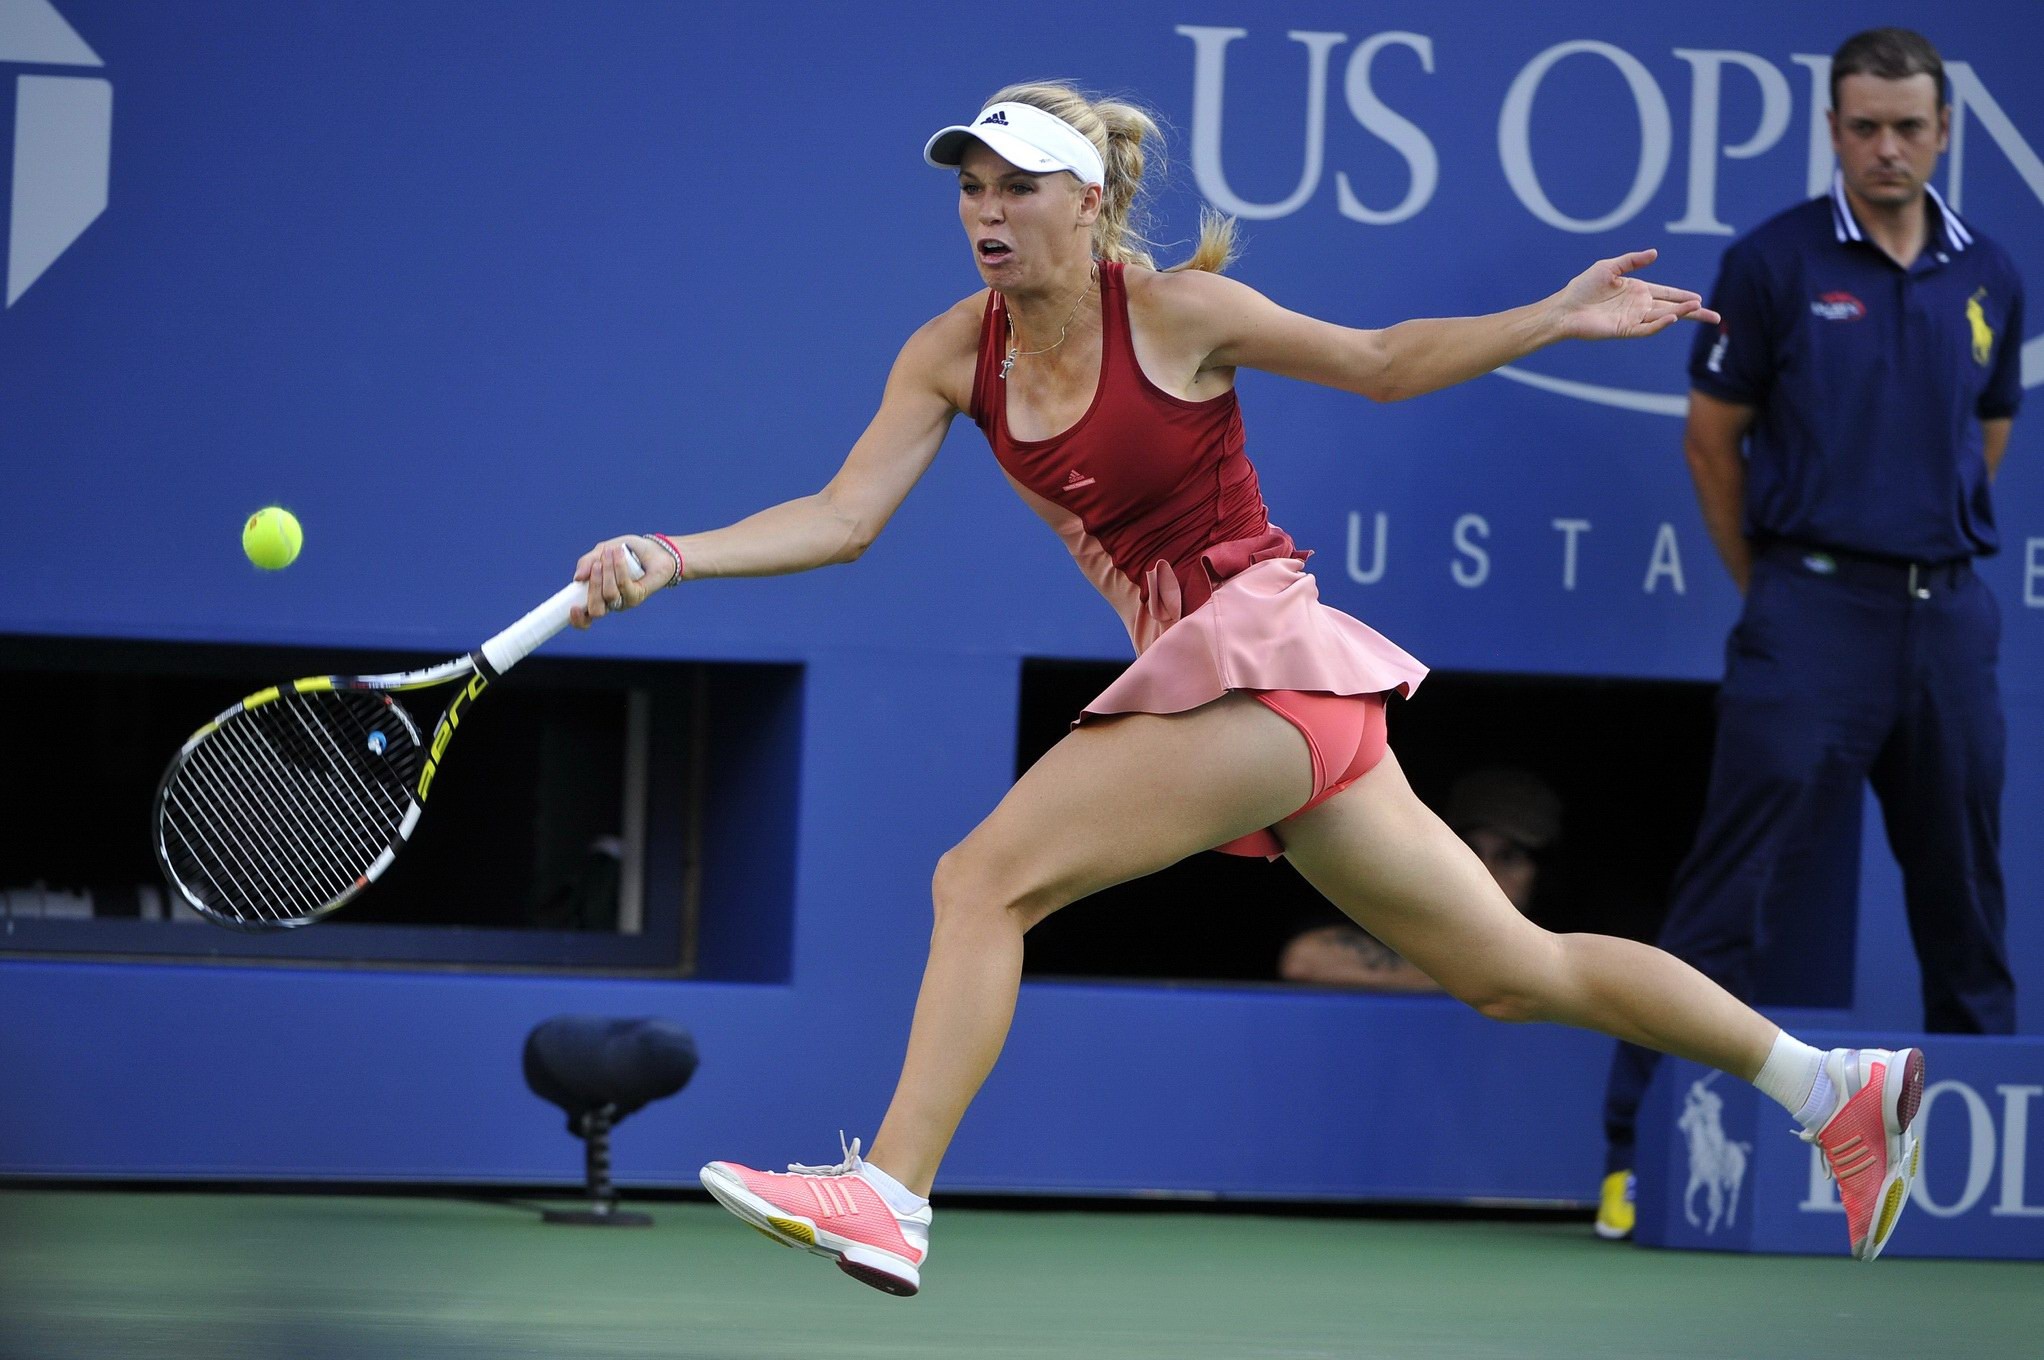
[1760,539,1972,599]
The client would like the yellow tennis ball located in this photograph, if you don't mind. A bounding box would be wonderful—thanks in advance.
[243,506,303,570]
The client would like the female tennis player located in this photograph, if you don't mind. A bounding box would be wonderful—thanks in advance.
[571,83,1925,1292]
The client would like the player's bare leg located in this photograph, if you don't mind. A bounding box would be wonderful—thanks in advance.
[867,692,1315,1192]
[1277,748,1776,1074]
[701,693,1314,1291]
[1278,750,1927,1260]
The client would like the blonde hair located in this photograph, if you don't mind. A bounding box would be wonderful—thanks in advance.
[984,80,1237,274]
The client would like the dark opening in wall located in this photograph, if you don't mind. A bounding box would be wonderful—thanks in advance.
[0,636,801,978]
[1014,660,1727,987]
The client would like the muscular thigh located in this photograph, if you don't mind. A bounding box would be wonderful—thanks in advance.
[1276,750,1557,994]
[952,693,1313,927]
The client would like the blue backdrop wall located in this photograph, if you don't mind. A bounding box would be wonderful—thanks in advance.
[2,0,2041,1213]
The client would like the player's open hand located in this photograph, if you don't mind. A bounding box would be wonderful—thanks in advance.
[1551,249,1720,341]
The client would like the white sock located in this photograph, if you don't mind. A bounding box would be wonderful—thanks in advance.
[859,1159,929,1215]
[1793,1061,1837,1130]
[1752,1031,1831,1128]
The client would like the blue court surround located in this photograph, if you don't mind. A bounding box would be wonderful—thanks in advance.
[2,2,2041,1208]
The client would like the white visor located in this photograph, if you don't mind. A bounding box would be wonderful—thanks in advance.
[923,102,1105,189]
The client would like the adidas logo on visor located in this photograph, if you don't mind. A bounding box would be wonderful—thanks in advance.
[925,103,1105,188]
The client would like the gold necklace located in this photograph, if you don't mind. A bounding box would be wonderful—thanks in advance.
[1001,264,1098,380]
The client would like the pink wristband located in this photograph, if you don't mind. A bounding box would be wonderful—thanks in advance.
[646,533,686,587]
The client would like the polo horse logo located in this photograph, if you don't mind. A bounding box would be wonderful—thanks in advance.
[1679,1073,1752,1235]
[1967,288,1995,367]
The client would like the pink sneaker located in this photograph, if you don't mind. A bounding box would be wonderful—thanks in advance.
[1802,1048,1926,1262]
[700,1136,931,1296]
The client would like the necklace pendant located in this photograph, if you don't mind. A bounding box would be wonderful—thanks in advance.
[999,352,1015,380]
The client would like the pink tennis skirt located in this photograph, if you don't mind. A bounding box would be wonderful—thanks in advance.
[1076,554,1428,859]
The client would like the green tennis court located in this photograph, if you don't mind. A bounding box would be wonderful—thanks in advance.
[2,1189,2036,1358]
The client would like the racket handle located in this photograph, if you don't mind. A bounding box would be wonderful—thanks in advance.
[480,546,646,675]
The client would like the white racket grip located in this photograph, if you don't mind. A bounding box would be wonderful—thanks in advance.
[479,547,645,675]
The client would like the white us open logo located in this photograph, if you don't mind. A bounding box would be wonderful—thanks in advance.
[1179,25,2044,415]
[2,0,110,307]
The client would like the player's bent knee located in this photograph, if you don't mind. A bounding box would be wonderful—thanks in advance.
[929,846,1065,935]
[928,848,981,927]
[1451,928,1573,1023]
[1463,986,1544,1024]
[1447,960,1560,1023]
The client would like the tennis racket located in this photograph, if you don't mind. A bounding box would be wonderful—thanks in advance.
[153,552,641,930]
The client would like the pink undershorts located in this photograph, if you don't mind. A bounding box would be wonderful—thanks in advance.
[1215,689,1390,860]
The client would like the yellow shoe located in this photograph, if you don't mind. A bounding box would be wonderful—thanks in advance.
[1595,1170,1635,1240]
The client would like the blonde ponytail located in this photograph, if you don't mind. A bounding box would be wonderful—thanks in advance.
[983,80,1238,274]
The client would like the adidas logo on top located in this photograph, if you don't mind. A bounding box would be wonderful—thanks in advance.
[980,110,1009,125]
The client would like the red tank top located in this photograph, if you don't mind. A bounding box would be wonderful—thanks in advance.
[969,261,1299,622]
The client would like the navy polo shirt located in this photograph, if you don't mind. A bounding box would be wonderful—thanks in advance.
[1689,173,2025,561]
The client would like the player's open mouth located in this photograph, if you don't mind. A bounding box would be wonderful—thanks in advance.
[978,240,1013,262]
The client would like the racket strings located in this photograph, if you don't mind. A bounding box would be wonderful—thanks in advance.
[159,689,423,924]
[166,721,387,922]
[178,723,374,917]
[172,698,411,920]
[167,743,333,923]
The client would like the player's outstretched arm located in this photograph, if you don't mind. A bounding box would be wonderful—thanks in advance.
[1190,248,1717,403]
[572,314,965,624]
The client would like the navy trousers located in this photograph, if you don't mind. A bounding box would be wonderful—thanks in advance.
[1603,542,2015,1173]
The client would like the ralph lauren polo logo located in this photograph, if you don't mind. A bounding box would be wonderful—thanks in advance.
[1967,289,1995,366]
